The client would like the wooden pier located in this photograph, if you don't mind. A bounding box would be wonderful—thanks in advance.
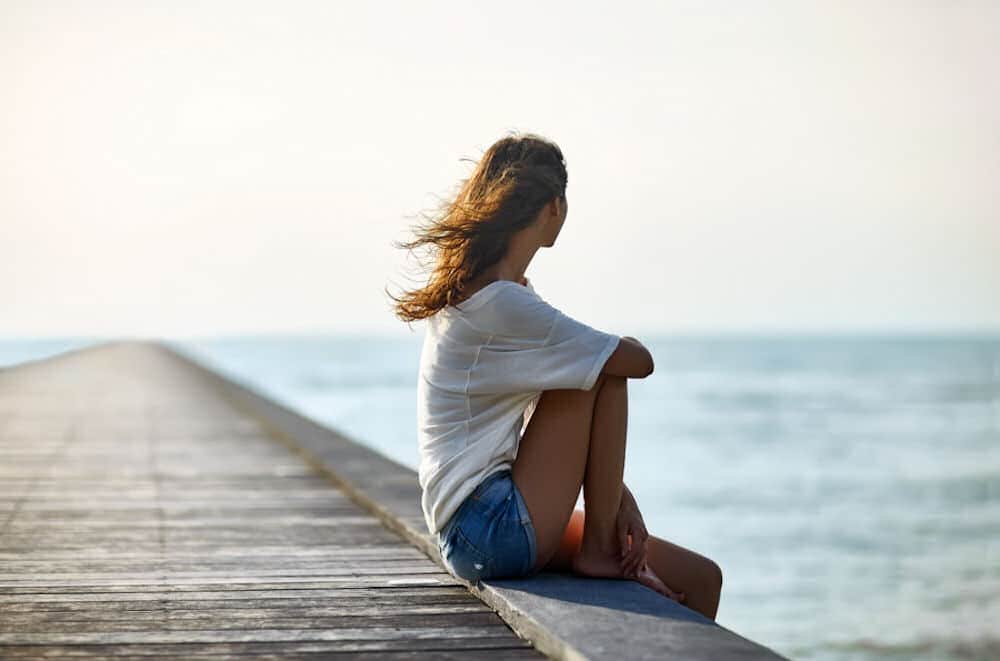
[0,341,788,660]
[0,342,537,658]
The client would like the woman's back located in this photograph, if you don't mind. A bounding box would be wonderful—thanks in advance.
[416,278,620,535]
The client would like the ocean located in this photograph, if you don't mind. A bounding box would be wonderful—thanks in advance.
[2,334,997,661]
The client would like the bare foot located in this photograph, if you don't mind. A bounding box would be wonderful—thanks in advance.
[572,549,686,604]
[571,547,626,579]
[632,562,686,604]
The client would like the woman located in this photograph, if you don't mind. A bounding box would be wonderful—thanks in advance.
[390,132,722,620]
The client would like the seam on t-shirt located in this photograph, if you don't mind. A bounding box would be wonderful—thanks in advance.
[464,332,495,448]
[454,314,488,336]
[541,311,560,347]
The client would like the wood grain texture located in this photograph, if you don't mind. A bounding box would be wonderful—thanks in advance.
[0,342,541,659]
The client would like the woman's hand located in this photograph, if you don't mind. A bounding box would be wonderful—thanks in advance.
[615,486,649,578]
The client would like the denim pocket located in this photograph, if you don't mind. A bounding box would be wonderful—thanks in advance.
[484,509,533,578]
[440,524,492,582]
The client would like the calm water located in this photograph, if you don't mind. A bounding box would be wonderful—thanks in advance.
[3,334,998,661]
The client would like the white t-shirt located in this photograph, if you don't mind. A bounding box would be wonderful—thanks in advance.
[416,277,621,535]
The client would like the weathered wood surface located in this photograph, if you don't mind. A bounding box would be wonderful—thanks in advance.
[161,341,791,661]
[0,342,540,659]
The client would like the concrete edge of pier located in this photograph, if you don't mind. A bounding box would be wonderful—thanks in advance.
[156,339,790,661]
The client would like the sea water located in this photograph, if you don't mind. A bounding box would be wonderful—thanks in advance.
[2,334,997,661]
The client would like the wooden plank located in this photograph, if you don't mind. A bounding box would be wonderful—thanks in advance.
[0,598,490,617]
[0,547,423,560]
[0,586,474,606]
[0,640,536,657]
[0,611,507,632]
[0,624,519,644]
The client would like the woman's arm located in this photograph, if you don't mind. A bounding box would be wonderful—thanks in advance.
[601,336,654,379]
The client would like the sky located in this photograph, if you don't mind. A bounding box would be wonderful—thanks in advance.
[2,1,997,339]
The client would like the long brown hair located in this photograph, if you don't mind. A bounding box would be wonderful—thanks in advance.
[388,132,568,323]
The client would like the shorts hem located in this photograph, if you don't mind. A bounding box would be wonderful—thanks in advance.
[510,475,538,575]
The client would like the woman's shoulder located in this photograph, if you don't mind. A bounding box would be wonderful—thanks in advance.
[474,284,557,340]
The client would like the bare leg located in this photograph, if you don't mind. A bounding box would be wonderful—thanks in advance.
[513,374,674,598]
[512,372,617,570]
[543,509,724,621]
[645,534,723,620]
[571,374,629,574]
[512,373,703,604]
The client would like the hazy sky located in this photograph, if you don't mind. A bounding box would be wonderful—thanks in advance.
[2,1,997,339]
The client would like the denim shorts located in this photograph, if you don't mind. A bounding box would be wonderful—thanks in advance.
[436,469,538,582]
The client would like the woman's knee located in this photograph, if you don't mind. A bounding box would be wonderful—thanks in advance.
[693,556,723,597]
[590,370,625,393]
[708,559,723,593]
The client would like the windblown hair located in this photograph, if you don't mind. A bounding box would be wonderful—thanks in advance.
[388,132,568,323]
